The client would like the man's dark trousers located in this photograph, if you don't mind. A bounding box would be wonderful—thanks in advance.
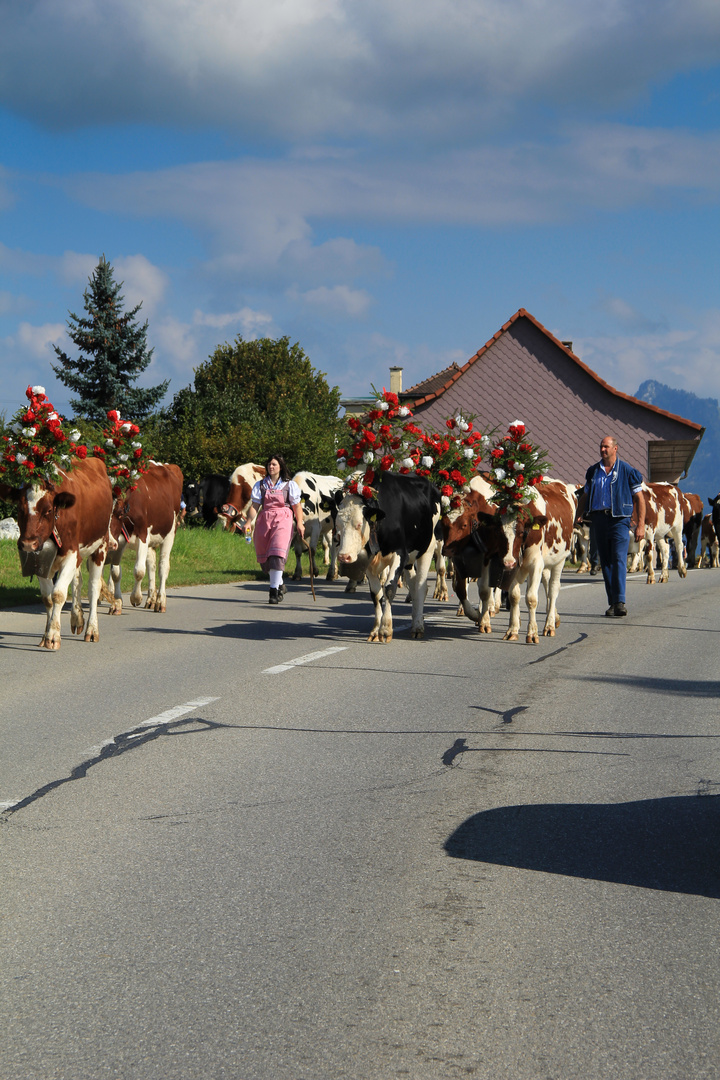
[591,511,632,605]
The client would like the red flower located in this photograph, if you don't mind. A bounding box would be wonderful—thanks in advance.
[516,474,524,485]
[450,470,464,484]
[446,418,456,429]
[93,446,106,457]
[438,469,449,480]
[441,484,453,497]
[380,455,394,471]
[107,410,120,422]
[26,461,35,471]
[336,448,347,458]
[361,485,374,500]
[75,445,88,459]
[133,447,142,458]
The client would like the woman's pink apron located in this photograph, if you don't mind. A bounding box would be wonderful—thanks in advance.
[253,482,294,563]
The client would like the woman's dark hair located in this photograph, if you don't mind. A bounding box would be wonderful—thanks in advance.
[265,453,290,482]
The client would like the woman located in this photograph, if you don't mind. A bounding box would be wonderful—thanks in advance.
[242,454,305,604]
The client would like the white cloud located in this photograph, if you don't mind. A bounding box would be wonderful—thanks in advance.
[294,284,371,317]
[193,307,274,334]
[114,255,168,317]
[576,316,720,401]
[15,321,67,359]
[2,1,720,141]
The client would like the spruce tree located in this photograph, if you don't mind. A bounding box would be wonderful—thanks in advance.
[51,256,169,422]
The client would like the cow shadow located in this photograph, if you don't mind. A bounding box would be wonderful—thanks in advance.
[444,794,720,898]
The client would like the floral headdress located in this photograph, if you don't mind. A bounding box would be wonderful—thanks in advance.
[0,386,90,487]
[337,388,491,509]
[92,410,151,498]
[487,421,551,515]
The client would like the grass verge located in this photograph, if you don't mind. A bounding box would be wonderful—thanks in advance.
[0,527,314,609]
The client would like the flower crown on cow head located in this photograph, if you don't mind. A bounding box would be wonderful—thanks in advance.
[0,386,92,488]
[338,387,493,510]
[487,421,551,515]
[91,410,152,498]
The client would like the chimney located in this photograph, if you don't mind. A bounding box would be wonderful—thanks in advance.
[389,366,403,394]
[561,340,573,352]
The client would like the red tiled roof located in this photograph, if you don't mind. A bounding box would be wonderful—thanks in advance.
[404,362,462,397]
[408,308,704,433]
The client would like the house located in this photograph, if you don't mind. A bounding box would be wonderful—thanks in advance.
[374,309,704,483]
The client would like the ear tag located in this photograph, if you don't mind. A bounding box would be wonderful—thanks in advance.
[531,524,541,530]
[52,527,62,548]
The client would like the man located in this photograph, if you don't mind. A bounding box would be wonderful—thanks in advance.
[584,436,645,617]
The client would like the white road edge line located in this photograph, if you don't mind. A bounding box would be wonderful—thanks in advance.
[263,647,348,674]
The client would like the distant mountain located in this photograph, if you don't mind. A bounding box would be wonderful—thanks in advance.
[635,380,720,499]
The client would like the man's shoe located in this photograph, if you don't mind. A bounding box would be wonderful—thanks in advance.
[590,565,599,576]
[614,602,627,616]
[605,605,616,617]
[269,588,279,605]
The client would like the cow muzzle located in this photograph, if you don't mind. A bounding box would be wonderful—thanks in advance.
[18,539,58,578]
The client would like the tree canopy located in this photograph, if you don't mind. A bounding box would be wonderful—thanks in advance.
[151,336,343,480]
[51,256,169,422]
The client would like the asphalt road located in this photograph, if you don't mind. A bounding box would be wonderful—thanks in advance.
[1,566,719,1079]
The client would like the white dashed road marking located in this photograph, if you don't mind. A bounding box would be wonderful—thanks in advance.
[263,647,348,674]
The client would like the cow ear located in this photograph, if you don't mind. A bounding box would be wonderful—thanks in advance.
[710,496,718,507]
[54,492,76,510]
[528,513,548,530]
[363,504,385,524]
[319,493,336,513]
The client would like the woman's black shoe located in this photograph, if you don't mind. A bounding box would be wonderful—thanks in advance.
[278,584,285,601]
[269,588,279,605]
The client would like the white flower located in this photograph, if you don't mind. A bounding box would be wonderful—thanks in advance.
[118,454,128,462]
[481,435,491,448]
[121,422,132,432]
[31,385,46,396]
[421,455,434,468]
[398,406,410,417]
[22,426,37,437]
[362,451,375,464]
[401,457,415,469]
[337,459,347,472]
[513,461,524,471]
[506,478,516,488]
[69,430,81,443]
[131,441,142,449]
[48,412,59,421]
[130,470,138,478]
[16,453,27,464]
[441,495,451,509]
[106,439,115,448]
[463,448,474,459]
[494,468,506,480]
[510,419,525,428]
[60,454,70,463]
[376,400,389,411]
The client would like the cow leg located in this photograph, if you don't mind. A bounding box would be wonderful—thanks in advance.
[132,539,149,607]
[291,537,304,580]
[453,572,480,625]
[673,528,688,579]
[433,540,449,601]
[408,539,437,639]
[367,577,391,642]
[153,526,177,612]
[71,565,85,635]
[144,547,158,608]
[503,578,522,641]
[542,562,564,637]
[522,563,543,645]
[656,536,670,584]
[83,549,106,641]
[644,532,656,584]
[39,556,77,650]
[478,574,496,633]
[108,563,123,615]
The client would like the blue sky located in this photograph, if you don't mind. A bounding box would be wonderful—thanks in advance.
[2,0,720,422]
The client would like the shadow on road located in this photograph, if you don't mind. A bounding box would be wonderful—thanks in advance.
[444,794,720,898]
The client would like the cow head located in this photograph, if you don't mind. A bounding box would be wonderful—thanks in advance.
[498,508,548,570]
[332,492,385,564]
[442,489,497,559]
[6,481,76,552]
[217,478,253,531]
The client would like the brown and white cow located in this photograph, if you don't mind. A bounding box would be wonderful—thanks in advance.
[444,477,576,644]
[676,488,704,568]
[104,463,183,614]
[1,456,113,649]
[443,474,504,632]
[217,463,266,530]
[700,513,719,568]
[641,483,687,584]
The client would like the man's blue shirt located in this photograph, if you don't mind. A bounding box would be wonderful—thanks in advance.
[585,458,643,519]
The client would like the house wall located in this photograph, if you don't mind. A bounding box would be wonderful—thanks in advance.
[412,317,701,483]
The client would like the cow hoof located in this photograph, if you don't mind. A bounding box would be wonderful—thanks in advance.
[84,630,99,642]
[480,623,492,634]
[411,628,424,640]
[109,603,123,615]
[503,631,519,641]
[39,636,60,650]
[527,634,539,645]
[71,622,84,635]
[131,595,142,607]
[679,569,687,579]
[154,601,166,613]
[326,571,338,581]
[543,627,555,637]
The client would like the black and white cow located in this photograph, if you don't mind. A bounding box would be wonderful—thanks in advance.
[290,471,343,580]
[198,474,232,528]
[326,471,441,642]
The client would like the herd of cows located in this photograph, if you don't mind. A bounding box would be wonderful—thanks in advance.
[2,457,720,650]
